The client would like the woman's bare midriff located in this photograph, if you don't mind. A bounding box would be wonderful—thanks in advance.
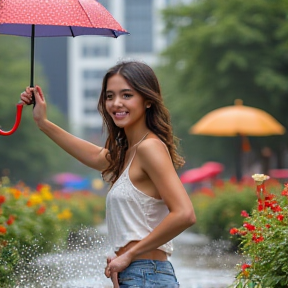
[116,241,168,261]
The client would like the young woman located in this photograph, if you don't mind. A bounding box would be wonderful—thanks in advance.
[20,61,196,288]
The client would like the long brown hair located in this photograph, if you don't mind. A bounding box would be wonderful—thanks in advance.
[97,61,185,183]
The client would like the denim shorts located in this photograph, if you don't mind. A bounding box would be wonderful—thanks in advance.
[117,259,180,288]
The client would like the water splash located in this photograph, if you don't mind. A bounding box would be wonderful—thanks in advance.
[12,227,112,288]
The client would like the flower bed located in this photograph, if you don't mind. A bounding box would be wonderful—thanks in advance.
[189,179,258,247]
[0,177,106,287]
[229,175,288,288]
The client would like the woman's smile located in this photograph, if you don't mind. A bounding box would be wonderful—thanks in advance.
[114,111,129,120]
[105,74,147,129]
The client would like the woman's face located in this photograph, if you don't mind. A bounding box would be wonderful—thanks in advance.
[105,74,149,129]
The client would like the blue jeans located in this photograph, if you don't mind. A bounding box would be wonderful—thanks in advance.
[118,259,180,288]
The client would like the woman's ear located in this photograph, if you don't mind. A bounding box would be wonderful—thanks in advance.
[146,103,151,109]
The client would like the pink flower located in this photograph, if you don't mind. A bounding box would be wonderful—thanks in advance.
[241,210,249,217]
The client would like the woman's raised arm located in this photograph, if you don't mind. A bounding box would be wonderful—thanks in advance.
[20,85,109,171]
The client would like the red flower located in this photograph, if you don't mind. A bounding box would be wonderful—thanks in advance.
[36,184,45,192]
[265,194,275,200]
[241,263,251,271]
[252,233,264,243]
[0,195,5,205]
[277,214,284,221]
[265,224,271,228]
[271,205,282,213]
[243,222,256,231]
[230,228,239,235]
[281,189,288,196]
[258,200,264,211]
[0,225,7,234]
[36,205,46,215]
[241,210,249,217]
[6,215,15,225]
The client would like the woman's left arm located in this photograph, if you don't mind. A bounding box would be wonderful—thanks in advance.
[107,139,196,275]
[128,139,196,256]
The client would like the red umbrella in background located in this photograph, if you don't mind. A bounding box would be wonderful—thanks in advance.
[180,162,224,184]
[0,0,129,136]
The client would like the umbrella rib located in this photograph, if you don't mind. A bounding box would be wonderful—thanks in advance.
[69,26,75,37]
[78,0,96,31]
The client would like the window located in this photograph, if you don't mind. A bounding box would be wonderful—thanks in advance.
[84,89,101,99]
[84,107,98,114]
[124,0,153,53]
[82,45,109,57]
[83,70,106,81]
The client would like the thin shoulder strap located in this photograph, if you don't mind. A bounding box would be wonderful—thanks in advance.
[126,132,149,168]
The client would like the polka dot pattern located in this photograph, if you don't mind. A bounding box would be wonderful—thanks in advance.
[0,0,128,37]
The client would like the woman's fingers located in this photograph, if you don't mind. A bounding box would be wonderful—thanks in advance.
[34,85,45,102]
[104,265,111,278]
[20,86,45,106]
[20,90,33,105]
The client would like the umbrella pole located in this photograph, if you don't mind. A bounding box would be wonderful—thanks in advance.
[235,135,242,182]
[30,24,35,107]
[30,24,35,87]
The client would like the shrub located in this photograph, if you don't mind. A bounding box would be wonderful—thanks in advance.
[190,179,257,247]
[229,175,288,288]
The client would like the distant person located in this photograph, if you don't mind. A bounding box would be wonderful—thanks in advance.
[21,60,196,288]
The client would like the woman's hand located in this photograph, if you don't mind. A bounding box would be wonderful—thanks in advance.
[105,256,120,288]
[105,252,133,288]
[20,85,47,128]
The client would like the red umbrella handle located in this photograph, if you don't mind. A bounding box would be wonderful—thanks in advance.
[0,102,24,136]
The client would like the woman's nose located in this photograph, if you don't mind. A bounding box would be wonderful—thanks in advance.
[113,96,123,107]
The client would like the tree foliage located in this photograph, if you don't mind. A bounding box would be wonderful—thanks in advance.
[156,0,288,174]
[0,35,71,185]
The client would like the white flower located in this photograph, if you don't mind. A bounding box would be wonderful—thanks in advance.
[251,174,270,185]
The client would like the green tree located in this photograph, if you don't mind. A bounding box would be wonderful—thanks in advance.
[156,0,288,175]
[0,35,71,185]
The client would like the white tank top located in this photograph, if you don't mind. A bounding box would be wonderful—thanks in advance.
[106,139,173,255]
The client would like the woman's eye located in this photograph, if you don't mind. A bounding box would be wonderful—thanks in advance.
[106,94,113,100]
[123,94,132,99]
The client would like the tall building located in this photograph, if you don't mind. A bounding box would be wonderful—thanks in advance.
[68,0,170,140]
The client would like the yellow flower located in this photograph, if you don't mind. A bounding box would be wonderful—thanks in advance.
[27,193,43,206]
[41,190,53,201]
[251,174,270,185]
[57,209,72,220]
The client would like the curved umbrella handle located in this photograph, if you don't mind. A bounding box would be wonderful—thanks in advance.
[0,102,24,136]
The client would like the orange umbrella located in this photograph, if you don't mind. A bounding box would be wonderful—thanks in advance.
[190,99,285,136]
[190,100,285,181]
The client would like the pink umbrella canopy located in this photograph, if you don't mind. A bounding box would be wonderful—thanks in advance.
[180,162,224,184]
[0,0,128,37]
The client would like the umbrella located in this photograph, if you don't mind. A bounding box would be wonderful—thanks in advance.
[0,0,129,136]
[190,99,285,136]
[190,100,285,180]
[52,172,84,185]
[180,161,224,184]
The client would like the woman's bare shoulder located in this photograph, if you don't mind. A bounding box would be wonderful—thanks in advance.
[136,137,170,164]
